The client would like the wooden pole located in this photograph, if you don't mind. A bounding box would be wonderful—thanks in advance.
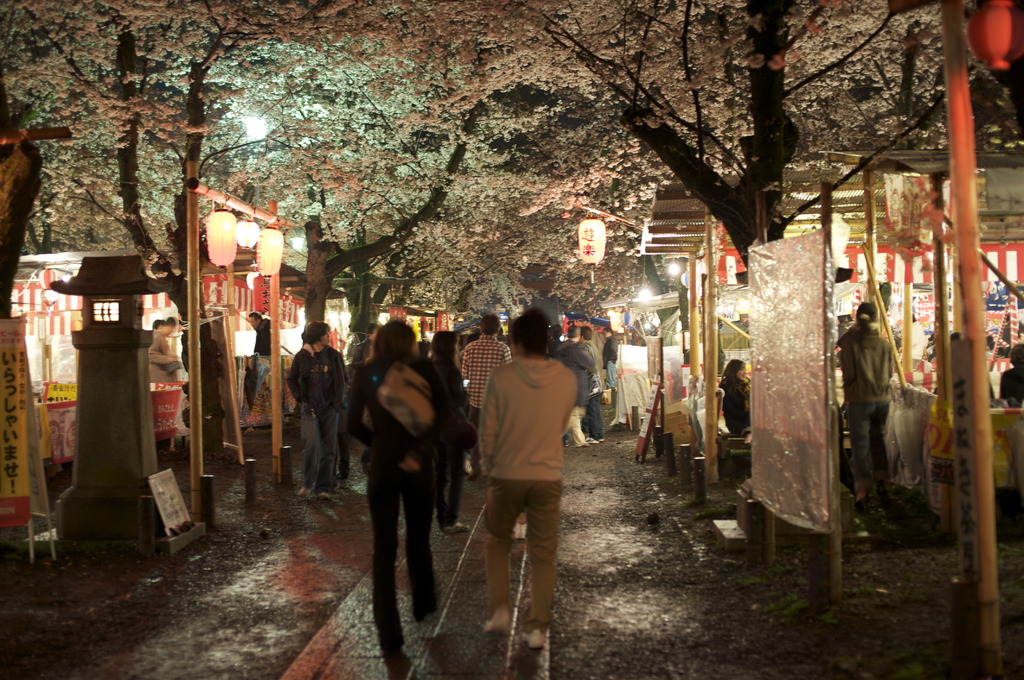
[863,254,908,389]
[941,0,1002,671]
[862,169,907,389]
[186,158,203,516]
[689,257,701,379]
[932,174,954,533]
[269,201,283,484]
[226,263,244,465]
[704,209,718,483]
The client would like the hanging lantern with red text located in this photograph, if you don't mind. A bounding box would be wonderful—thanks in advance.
[968,0,1024,70]
[206,210,238,266]
[235,219,260,249]
[256,226,284,276]
[578,218,606,264]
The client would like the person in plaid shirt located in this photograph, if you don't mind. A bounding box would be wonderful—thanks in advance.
[462,313,511,480]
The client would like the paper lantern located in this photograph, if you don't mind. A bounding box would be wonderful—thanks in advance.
[206,210,238,266]
[257,226,284,276]
[578,218,606,264]
[968,0,1024,70]
[235,219,260,249]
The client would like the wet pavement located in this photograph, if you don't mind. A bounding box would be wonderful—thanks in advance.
[13,420,1022,679]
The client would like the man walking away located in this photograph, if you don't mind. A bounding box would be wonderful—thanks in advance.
[580,326,604,443]
[480,309,576,650]
[601,326,618,398]
[556,326,596,448]
[837,302,893,512]
[461,313,511,480]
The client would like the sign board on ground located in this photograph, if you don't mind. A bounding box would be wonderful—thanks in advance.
[147,469,191,537]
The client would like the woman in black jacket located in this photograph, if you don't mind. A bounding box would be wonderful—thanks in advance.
[347,321,449,657]
[432,331,471,533]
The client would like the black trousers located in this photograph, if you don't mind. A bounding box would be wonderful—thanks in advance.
[366,460,437,652]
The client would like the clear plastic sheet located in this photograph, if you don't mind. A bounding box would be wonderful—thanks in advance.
[884,384,935,492]
[750,230,836,532]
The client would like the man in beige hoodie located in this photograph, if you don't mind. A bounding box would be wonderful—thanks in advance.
[479,308,576,651]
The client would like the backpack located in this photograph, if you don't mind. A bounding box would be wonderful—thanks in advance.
[377,361,435,436]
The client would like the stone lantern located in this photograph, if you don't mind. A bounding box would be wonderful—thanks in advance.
[52,255,173,540]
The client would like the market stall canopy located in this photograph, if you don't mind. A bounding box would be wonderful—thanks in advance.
[642,151,1024,256]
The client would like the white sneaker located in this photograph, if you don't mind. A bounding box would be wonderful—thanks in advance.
[585,437,600,445]
[483,605,511,634]
[522,628,546,649]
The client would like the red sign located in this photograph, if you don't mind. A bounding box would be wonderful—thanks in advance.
[253,275,271,314]
[437,312,452,331]
[152,388,183,441]
[389,307,407,321]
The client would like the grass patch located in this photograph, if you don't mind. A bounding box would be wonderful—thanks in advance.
[764,593,809,620]
[692,503,736,520]
[857,485,955,549]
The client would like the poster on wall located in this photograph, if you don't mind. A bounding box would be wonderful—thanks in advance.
[0,320,31,528]
[45,401,77,464]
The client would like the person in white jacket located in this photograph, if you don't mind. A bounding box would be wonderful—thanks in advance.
[479,308,576,650]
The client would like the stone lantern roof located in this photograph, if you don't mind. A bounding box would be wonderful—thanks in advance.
[50,254,172,296]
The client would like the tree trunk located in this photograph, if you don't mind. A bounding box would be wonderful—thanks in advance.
[302,221,332,323]
[0,141,42,318]
[174,59,224,452]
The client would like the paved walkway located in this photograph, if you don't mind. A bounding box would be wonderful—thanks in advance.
[281,485,547,680]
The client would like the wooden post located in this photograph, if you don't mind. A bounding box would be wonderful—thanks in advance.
[186,157,204,516]
[269,202,283,484]
[689,257,701,379]
[226,263,244,465]
[704,210,719,483]
[862,171,907,389]
[941,0,1002,671]
[932,173,954,533]
[245,458,257,504]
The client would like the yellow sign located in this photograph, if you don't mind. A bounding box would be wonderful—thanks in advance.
[44,383,77,402]
[0,320,31,527]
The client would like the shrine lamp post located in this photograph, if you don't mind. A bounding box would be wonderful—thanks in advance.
[52,255,172,540]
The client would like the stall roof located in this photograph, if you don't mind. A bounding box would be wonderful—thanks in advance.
[643,151,1024,256]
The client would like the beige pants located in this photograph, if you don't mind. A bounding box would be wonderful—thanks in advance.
[567,405,587,446]
[485,477,562,634]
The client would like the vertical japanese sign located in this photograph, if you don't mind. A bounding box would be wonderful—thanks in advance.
[436,312,451,331]
[253,275,271,315]
[0,320,31,527]
[950,339,980,581]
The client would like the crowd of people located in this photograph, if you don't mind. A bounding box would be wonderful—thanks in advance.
[279,310,621,657]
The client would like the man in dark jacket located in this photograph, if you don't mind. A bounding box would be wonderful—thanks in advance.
[1000,343,1024,405]
[286,321,347,500]
[244,313,273,408]
[556,326,596,447]
[601,326,618,392]
[837,302,893,511]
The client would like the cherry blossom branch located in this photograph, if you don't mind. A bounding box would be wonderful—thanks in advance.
[784,12,894,98]
[782,91,944,226]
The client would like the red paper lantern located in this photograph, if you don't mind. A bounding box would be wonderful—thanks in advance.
[206,210,238,266]
[235,219,260,249]
[968,0,1024,70]
[257,226,284,276]
[578,218,606,264]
